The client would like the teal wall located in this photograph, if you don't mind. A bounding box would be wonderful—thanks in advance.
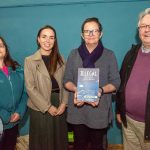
[0,0,149,144]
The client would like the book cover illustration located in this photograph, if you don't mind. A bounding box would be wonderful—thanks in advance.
[77,68,99,102]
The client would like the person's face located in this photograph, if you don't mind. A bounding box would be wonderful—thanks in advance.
[138,14,150,48]
[38,28,55,53]
[0,39,6,59]
[82,21,102,45]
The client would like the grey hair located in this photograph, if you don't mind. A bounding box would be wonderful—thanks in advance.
[138,8,150,27]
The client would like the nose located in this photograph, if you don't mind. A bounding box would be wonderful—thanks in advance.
[45,37,51,42]
[89,30,94,36]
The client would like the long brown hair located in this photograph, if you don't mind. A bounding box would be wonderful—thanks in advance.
[0,36,20,70]
[37,25,64,75]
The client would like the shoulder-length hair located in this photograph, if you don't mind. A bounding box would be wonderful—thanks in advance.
[81,17,103,33]
[37,25,64,75]
[0,36,20,70]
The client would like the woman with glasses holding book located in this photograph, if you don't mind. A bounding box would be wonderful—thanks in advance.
[64,17,120,150]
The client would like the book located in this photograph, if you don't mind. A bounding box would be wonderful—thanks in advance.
[77,68,99,102]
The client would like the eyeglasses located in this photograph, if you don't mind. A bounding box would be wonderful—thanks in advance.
[138,24,150,30]
[83,29,100,36]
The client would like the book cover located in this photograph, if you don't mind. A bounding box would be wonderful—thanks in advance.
[77,68,99,102]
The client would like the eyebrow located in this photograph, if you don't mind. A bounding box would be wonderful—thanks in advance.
[41,34,55,37]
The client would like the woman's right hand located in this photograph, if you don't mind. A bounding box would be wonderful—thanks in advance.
[10,113,20,122]
[74,91,84,106]
[48,106,58,116]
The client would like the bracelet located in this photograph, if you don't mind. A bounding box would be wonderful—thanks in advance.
[99,87,104,96]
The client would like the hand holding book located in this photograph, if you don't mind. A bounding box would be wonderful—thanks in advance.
[74,90,85,107]
[98,87,104,98]
[74,87,102,107]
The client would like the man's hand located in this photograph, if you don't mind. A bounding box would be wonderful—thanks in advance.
[116,114,122,123]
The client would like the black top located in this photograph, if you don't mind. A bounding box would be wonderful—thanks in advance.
[42,55,59,93]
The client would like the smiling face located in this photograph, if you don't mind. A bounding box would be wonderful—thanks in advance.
[0,39,6,60]
[82,21,102,48]
[38,28,55,55]
[138,14,150,48]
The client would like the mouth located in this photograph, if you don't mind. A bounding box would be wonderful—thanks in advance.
[44,44,51,47]
[144,34,150,37]
[87,37,96,40]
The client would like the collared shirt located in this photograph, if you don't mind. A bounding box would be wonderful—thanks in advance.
[141,45,150,53]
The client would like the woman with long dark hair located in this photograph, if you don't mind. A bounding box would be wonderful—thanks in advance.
[0,36,27,150]
[24,25,68,150]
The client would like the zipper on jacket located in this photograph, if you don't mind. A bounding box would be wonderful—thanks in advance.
[8,75,15,112]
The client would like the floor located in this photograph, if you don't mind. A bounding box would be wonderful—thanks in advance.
[16,135,124,150]
[68,143,123,150]
[107,144,123,150]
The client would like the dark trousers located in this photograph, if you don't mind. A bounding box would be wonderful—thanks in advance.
[0,124,18,150]
[72,124,107,150]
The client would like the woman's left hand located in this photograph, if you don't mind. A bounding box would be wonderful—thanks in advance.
[10,113,20,122]
[86,101,99,107]
[56,103,66,115]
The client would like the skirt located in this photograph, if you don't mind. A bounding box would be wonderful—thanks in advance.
[29,93,68,150]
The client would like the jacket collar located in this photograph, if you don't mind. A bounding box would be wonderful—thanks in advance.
[32,50,42,61]
[32,50,50,79]
[31,49,63,79]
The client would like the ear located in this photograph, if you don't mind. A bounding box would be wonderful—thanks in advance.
[37,37,40,44]
[81,33,84,40]
[99,32,103,39]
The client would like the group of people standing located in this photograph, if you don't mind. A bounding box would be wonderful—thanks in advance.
[0,7,149,150]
